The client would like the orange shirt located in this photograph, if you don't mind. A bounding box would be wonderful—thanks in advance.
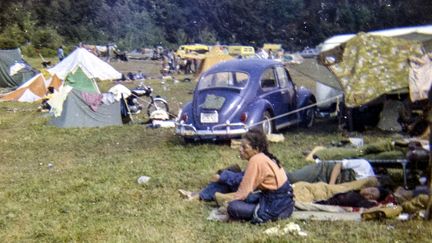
[234,152,287,200]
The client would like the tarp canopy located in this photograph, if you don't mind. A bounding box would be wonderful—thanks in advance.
[49,89,122,128]
[287,58,340,90]
[48,48,122,80]
[287,58,342,109]
[0,48,39,87]
[64,67,100,93]
[0,73,62,102]
[320,25,432,52]
[319,33,424,107]
[196,48,234,77]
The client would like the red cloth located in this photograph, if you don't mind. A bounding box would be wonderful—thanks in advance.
[81,92,103,111]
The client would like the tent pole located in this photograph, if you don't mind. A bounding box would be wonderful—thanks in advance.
[347,108,354,131]
[122,96,134,123]
[425,104,432,220]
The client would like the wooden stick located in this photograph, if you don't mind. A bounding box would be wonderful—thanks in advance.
[425,112,432,220]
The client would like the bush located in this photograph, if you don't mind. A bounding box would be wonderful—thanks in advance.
[0,36,19,49]
[31,27,64,50]
[21,45,38,57]
[40,47,57,57]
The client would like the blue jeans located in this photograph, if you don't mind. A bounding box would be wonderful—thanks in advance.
[228,181,294,223]
[199,170,244,201]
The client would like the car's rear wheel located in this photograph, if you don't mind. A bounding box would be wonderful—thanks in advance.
[301,99,316,128]
[261,111,273,135]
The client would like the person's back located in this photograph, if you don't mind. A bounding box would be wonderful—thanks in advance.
[57,46,64,62]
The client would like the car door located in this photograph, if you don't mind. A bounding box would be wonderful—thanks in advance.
[259,67,290,128]
[275,66,297,127]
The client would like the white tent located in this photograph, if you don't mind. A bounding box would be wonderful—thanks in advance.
[48,48,122,80]
[320,25,432,52]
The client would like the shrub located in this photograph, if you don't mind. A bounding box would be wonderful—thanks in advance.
[40,47,57,57]
[31,27,64,50]
[21,45,38,57]
[0,36,19,49]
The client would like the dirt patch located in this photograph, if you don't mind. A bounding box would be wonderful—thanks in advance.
[110,59,163,79]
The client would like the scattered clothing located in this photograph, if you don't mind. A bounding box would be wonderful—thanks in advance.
[81,92,103,111]
[340,159,375,180]
[361,204,402,220]
[48,85,73,117]
[402,194,430,214]
[291,211,361,221]
[409,53,432,102]
[108,84,131,101]
[101,93,116,105]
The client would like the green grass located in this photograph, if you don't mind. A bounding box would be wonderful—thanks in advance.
[1,60,431,242]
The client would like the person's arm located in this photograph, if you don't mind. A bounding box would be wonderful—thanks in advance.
[234,159,260,200]
[329,163,342,184]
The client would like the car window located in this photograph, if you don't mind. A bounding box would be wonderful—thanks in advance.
[198,72,249,90]
[260,68,277,90]
[275,66,288,88]
[235,72,248,87]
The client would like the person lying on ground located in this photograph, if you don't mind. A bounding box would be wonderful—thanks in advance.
[216,177,385,209]
[316,187,392,208]
[287,158,375,184]
[312,139,429,161]
[214,128,294,223]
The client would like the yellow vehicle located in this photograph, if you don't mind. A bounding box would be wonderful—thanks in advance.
[263,43,282,52]
[176,44,209,58]
[227,46,255,58]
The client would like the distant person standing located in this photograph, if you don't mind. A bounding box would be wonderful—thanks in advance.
[106,44,111,62]
[268,49,274,59]
[57,46,65,62]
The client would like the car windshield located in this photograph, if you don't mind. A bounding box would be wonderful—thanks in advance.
[197,71,249,90]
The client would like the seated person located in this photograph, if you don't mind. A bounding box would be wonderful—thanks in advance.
[39,86,55,111]
[134,70,145,80]
[224,129,294,223]
[179,129,295,223]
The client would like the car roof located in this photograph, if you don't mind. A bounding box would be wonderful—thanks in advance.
[205,58,282,76]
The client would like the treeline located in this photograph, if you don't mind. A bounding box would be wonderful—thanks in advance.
[0,0,431,56]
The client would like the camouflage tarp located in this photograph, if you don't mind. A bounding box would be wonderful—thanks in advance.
[320,33,424,107]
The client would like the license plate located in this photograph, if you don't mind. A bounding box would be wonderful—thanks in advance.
[200,112,218,123]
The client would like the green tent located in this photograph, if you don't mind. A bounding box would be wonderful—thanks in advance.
[64,66,100,93]
[0,48,38,87]
[320,33,424,107]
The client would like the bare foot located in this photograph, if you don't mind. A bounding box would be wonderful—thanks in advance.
[178,189,199,201]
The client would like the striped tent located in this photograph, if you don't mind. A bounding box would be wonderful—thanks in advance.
[0,73,62,102]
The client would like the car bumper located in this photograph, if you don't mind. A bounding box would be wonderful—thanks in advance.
[175,121,248,139]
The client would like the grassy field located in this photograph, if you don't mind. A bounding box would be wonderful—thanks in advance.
[0,58,431,242]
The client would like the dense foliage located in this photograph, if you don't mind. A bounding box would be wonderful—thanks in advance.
[0,0,431,54]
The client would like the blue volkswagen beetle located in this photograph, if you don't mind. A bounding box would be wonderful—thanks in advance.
[176,59,316,140]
